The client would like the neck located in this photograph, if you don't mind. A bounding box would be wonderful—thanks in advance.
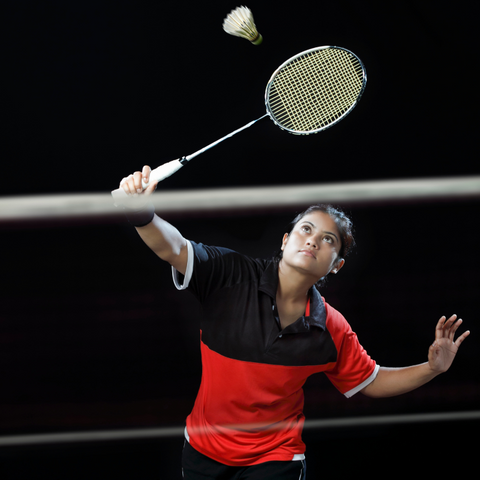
[277,259,315,302]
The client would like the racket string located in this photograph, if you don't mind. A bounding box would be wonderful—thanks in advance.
[267,48,365,133]
[282,51,360,129]
[288,50,360,128]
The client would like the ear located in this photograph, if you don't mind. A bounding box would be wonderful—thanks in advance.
[331,258,345,274]
[281,233,289,251]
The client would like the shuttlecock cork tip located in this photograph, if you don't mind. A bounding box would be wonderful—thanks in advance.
[251,33,263,45]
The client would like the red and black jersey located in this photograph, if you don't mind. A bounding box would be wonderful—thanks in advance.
[173,241,378,467]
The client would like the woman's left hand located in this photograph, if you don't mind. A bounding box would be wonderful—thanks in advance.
[428,315,470,373]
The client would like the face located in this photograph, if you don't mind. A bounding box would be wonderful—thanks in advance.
[280,211,345,281]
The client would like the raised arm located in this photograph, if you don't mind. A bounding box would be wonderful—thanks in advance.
[119,165,188,274]
[361,314,470,398]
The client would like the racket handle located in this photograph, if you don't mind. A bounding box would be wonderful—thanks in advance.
[148,158,184,185]
[111,159,184,204]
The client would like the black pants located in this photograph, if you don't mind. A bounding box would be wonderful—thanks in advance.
[182,440,307,480]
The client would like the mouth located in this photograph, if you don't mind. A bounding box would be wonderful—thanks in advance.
[299,249,316,259]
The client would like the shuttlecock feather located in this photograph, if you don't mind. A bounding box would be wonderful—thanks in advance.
[223,6,263,45]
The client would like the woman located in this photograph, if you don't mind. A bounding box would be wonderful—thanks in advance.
[119,166,469,480]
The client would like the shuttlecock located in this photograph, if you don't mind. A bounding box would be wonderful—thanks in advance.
[222,6,263,45]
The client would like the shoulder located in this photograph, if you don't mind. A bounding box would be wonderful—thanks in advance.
[187,241,272,293]
[192,241,242,261]
[323,298,353,335]
[191,241,268,272]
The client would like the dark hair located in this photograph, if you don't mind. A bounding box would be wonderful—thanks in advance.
[274,204,356,287]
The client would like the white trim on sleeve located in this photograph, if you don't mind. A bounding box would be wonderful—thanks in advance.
[292,453,306,461]
[344,364,380,398]
[172,240,194,290]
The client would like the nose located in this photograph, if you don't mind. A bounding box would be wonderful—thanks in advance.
[306,239,318,249]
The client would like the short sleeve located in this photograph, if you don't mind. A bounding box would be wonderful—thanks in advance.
[171,241,259,302]
[323,302,379,397]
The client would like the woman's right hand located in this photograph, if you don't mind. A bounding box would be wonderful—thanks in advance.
[119,165,158,197]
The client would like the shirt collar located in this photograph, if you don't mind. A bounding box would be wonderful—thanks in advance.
[258,260,279,299]
[308,286,327,330]
[259,260,327,331]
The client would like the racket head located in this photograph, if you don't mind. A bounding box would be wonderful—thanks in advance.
[265,46,367,135]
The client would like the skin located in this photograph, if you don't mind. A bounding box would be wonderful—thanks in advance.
[120,165,188,274]
[362,314,469,397]
[119,165,470,398]
[276,211,344,330]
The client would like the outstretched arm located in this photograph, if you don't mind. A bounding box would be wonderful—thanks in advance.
[119,165,188,274]
[361,315,470,398]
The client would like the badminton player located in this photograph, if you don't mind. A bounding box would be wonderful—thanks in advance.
[118,166,469,480]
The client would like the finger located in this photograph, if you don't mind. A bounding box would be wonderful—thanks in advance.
[439,314,459,337]
[120,174,135,195]
[144,180,158,195]
[443,314,458,327]
[448,317,464,340]
[435,315,447,339]
[133,171,144,193]
[142,165,151,185]
[454,330,470,347]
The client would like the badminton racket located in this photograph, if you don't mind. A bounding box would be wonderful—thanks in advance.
[112,45,367,201]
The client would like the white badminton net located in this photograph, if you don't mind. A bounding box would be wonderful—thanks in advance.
[1,176,479,224]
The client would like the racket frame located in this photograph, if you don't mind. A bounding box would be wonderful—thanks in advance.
[264,46,367,135]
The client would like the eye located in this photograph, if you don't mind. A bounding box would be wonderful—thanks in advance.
[323,235,333,244]
[300,224,311,233]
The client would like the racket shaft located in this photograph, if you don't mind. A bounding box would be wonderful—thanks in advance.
[111,115,268,203]
[184,115,268,162]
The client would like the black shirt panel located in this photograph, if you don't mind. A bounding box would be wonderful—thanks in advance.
[187,242,337,367]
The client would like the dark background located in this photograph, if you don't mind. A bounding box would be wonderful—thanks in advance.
[1,1,478,478]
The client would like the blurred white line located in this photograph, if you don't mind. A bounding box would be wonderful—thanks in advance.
[1,176,480,223]
[1,410,478,447]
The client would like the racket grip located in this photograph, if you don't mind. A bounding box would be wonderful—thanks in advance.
[148,159,184,185]
[111,159,184,205]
